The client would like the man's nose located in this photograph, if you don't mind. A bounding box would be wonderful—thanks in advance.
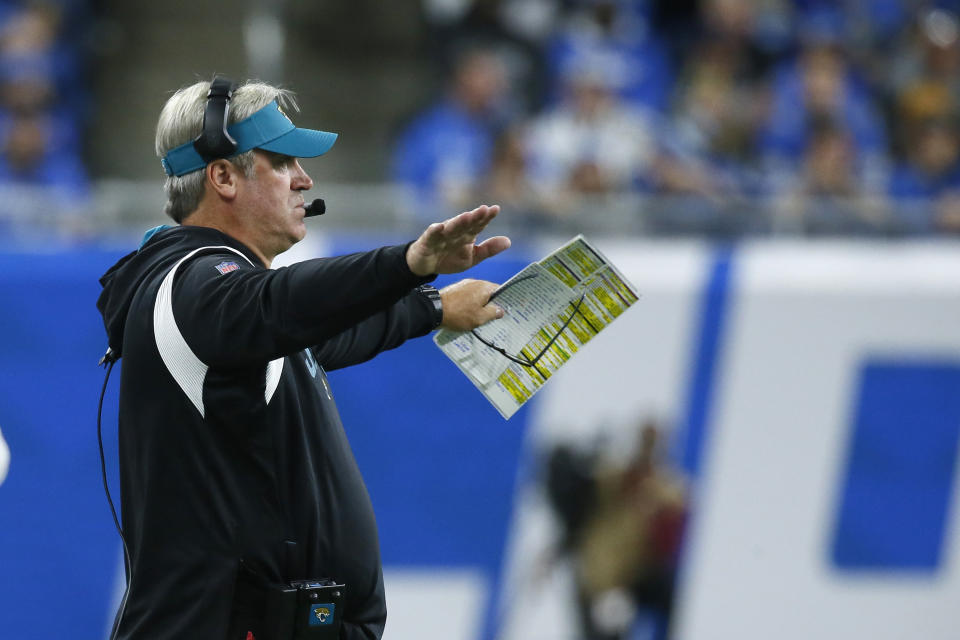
[292,159,313,191]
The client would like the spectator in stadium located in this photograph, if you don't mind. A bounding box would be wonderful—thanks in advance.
[524,62,659,204]
[96,77,510,640]
[525,59,719,230]
[0,2,61,56]
[0,110,88,230]
[652,38,767,234]
[0,111,86,190]
[688,0,789,83]
[0,55,82,145]
[887,116,960,234]
[421,0,553,115]
[0,59,55,115]
[0,0,86,128]
[0,2,89,232]
[545,0,673,112]
[479,125,561,231]
[772,115,887,234]
[664,37,765,191]
[795,0,910,88]
[759,25,888,195]
[392,47,510,222]
[887,7,960,120]
[659,0,785,187]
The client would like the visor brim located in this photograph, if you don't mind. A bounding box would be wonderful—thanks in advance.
[257,127,338,158]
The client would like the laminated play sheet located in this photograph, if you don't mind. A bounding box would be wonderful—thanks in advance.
[435,235,640,419]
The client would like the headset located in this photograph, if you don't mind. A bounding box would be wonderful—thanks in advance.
[195,75,326,216]
[194,76,239,162]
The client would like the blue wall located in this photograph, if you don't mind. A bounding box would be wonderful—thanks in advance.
[0,248,127,637]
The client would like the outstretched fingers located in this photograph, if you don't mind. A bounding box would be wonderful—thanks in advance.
[471,236,512,265]
[421,222,446,248]
[442,204,500,240]
[409,204,509,275]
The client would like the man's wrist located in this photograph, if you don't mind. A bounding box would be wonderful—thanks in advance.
[415,285,444,329]
[403,241,437,279]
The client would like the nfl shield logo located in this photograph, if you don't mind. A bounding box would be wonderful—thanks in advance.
[215,261,239,275]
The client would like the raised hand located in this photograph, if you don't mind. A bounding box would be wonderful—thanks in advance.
[406,204,511,276]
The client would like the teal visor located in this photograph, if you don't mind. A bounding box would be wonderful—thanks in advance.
[160,100,338,177]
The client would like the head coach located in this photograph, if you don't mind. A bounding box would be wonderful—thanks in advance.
[96,77,510,640]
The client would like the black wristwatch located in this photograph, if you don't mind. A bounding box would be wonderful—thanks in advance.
[416,285,444,329]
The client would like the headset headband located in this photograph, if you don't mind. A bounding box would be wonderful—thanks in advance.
[160,79,338,177]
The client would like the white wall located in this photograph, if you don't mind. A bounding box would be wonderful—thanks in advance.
[499,240,960,640]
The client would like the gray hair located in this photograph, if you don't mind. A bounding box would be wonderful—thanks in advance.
[155,79,297,223]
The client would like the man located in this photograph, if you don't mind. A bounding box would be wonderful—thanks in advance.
[96,78,510,640]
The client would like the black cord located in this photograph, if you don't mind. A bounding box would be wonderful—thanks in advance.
[487,272,540,303]
[98,356,131,640]
[471,293,587,368]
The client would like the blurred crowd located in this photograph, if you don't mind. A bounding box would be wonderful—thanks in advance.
[3,0,960,240]
[0,0,91,236]
[394,0,960,236]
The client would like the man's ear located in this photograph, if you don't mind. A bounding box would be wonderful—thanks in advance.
[206,159,239,201]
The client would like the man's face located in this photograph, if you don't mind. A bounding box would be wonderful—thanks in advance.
[235,150,314,261]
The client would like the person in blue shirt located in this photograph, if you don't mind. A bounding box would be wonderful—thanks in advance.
[391,48,509,223]
[0,111,86,191]
[759,38,889,196]
[0,111,88,232]
[545,0,673,113]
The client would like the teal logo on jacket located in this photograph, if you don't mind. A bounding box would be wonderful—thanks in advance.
[308,603,335,626]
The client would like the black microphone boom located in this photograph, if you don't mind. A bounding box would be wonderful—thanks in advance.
[304,198,326,217]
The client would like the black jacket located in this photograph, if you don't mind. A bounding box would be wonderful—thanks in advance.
[97,225,437,640]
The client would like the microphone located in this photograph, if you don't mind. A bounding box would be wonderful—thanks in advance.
[304,198,326,217]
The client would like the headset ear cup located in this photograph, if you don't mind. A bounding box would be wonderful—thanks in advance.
[193,76,238,161]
